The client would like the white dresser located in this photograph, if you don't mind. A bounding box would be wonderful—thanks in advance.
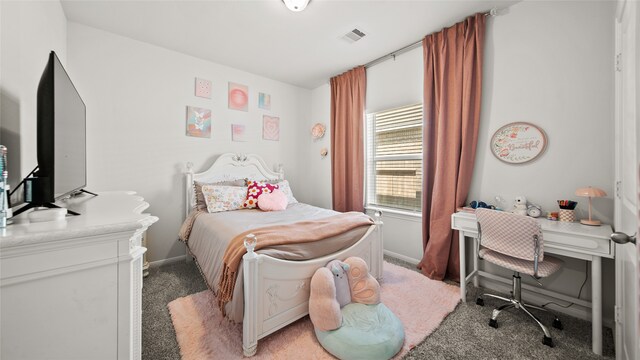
[0,191,158,360]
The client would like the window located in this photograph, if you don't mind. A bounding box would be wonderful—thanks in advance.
[366,104,423,212]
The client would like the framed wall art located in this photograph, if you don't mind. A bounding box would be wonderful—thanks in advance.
[228,82,249,111]
[490,122,547,164]
[258,92,271,110]
[262,115,280,141]
[195,78,212,99]
[231,124,247,142]
[185,106,211,138]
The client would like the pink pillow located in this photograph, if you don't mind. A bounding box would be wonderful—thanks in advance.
[257,189,287,211]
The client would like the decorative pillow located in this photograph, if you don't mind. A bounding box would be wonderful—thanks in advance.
[201,185,247,213]
[275,180,298,204]
[257,189,288,211]
[243,180,279,209]
[194,179,245,211]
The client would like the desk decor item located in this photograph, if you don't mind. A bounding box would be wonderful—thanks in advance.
[575,187,606,226]
[557,200,577,222]
[490,122,547,164]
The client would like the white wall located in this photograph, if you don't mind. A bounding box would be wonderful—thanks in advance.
[0,0,67,189]
[297,83,332,209]
[470,1,615,224]
[365,46,424,262]
[67,23,310,262]
[307,0,616,321]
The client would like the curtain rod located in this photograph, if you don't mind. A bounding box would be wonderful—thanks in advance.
[364,8,499,69]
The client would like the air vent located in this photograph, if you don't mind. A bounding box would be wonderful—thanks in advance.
[342,28,366,43]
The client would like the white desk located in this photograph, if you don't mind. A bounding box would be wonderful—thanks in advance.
[451,211,614,356]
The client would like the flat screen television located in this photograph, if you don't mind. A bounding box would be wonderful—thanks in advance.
[15,51,87,216]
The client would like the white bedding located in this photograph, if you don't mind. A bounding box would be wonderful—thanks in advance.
[185,202,370,322]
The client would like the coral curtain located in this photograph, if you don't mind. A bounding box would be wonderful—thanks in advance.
[330,66,366,212]
[417,14,486,281]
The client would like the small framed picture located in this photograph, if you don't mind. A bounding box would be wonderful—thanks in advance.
[231,124,247,142]
[228,82,249,111]
[186,106,211,138]
[262,115,280,141]
[195,78,212,99]
[258,92,271,110]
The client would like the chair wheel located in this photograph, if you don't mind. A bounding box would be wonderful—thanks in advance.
[542,336,554,347]
[476,298,484,306]
[552,318,563,330]
[488,319,498,328]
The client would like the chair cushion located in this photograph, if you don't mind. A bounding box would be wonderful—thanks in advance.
[479,248,563,277]
[315,303,404,360]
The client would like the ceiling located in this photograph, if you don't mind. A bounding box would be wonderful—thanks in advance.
[61,0,519,89]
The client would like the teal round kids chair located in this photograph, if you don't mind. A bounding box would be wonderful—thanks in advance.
[309,257,404,360]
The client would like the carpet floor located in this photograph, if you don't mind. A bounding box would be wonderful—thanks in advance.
[142,257,615,359]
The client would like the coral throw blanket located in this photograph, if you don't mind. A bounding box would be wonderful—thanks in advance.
[217,212,374,312]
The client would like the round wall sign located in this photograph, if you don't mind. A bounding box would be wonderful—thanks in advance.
[490,122,547,164]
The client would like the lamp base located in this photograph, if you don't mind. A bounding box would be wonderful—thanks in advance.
[580,219,601,226]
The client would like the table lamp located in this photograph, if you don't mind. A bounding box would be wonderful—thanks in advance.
[575,186,607,226]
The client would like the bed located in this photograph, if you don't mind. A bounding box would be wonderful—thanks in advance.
[182,153,384,357]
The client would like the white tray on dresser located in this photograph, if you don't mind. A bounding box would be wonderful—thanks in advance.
[1,191,158,360]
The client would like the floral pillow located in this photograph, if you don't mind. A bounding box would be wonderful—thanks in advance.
[202,185,248,213]
[244,180,279,209]
[194,179,245,211]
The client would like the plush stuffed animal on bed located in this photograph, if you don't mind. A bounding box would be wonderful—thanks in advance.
[309,257,403,360]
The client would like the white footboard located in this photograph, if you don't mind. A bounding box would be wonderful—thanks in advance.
[241,215,384,356]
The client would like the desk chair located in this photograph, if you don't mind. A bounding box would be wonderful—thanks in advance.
[474,208,564,347]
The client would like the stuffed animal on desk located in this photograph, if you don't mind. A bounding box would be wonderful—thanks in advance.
[512,196,528,216]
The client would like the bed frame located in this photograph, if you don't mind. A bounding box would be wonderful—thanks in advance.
[184,153,384,357]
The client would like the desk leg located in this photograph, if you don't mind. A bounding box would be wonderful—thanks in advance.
[592,256,602,355]
[459,231,466,303]
[472,236,479,288]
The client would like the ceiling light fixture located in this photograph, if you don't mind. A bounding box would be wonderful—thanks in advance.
[282,0,310,12]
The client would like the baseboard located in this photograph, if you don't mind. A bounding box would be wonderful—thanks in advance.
[149,255,187,268]
[477,277,615,329]
[383,250,420,265]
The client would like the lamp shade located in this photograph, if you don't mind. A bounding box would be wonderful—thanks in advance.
[282,0,310,12]
[575,187,607,198]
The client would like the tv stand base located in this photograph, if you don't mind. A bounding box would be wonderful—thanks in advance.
[12,202,79,217]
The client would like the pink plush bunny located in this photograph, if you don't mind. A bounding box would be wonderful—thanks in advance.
[308,257,380,332]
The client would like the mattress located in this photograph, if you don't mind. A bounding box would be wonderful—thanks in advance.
[185,202,370,322]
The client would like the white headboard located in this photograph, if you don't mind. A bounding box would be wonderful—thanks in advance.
[185,153,284,217]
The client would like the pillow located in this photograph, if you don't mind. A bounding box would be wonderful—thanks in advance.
[243,180,279,209]
[274,180,298,204]
[194,179,245,211]
[201,185,247,213]
[257,189,288,211]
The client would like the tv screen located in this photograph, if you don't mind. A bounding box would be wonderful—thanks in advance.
[36,51,86,201]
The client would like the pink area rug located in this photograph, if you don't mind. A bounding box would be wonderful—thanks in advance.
[168,261,460,359]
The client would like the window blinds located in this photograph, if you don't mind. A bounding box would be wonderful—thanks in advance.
[366,104,423,212]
